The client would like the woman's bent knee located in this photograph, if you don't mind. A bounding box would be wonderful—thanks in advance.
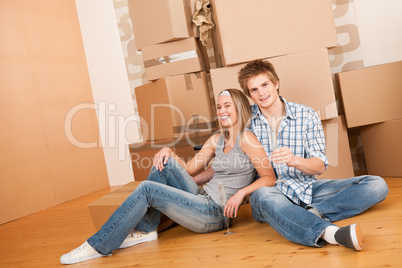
[137,180,157,193]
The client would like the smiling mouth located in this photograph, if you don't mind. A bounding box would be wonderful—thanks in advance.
[220,115,230,121]
[260,95,270,101]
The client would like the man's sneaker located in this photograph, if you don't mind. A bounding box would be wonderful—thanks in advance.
[60,241,104,264]
[334,224,363,251]
[119,230,158,249]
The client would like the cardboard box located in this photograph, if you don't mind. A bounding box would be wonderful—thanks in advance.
[316,116,355,179]
[135,71,216,140]
[88,181,175,232]
[337,61,402,128]
[210,48,338,120]
[128,0,198,50]
[129,131,214,181]
[210,0,337,66]
[347,128,368,176]
[360,119,402,177]
[141,38,209,81]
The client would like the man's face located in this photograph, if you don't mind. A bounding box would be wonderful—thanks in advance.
[247,73,280,110]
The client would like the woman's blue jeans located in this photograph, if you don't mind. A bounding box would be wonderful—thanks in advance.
[250,175,389,247]
[87,158,225,255]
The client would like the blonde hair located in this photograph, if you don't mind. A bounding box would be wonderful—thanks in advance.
[217,89,252,139]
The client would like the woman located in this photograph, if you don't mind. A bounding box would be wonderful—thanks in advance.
[60,89,276,264]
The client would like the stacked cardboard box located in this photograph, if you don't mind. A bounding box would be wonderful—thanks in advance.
[135,72,216,141]
[210,0,337,67]
[129,131,214,180]
[337,61,402,128]
[141,37,210,81]
[360,119,402,177]
[128,0,199,51]
[128,0,210,81]
[337,61,402,176]
[128,0,218,180]
[316,116,354,179]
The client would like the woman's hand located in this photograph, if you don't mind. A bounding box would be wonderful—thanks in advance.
[224,190,246,218]
[153,147,172,171]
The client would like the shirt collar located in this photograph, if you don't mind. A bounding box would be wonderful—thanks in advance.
[251,96,296,120]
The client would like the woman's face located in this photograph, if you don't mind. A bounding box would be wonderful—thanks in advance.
[216,94,238,129]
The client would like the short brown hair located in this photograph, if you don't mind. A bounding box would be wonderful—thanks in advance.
[238,59,280,97]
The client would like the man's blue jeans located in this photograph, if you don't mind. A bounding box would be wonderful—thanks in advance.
[87,158,225,255]
[250,175,389,247]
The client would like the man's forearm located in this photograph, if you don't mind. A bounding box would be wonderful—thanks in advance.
[290,156,325,176]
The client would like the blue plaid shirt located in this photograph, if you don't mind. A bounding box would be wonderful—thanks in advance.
[251,97,328,205]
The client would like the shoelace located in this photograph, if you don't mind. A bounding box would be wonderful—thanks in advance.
[128,231,142,238]
[71,242,88,254]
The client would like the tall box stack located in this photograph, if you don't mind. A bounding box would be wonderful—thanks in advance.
[337,61,402,177]
[89,0,218,232]
[208,0,354,179]
[128,0,218,181]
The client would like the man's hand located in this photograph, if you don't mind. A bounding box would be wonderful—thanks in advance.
[270,147,296,167]
[271,147,325,175]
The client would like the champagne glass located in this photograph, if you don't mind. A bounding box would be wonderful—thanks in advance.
[269,129,286,184]
[217,182,234,236]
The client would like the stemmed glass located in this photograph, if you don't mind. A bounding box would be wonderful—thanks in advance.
[218,182,234,236]
[269,129,286,184]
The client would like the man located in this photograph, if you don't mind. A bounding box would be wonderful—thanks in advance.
[196,59,388,250]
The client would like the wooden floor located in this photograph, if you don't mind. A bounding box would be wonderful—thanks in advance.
[0,177,401,268]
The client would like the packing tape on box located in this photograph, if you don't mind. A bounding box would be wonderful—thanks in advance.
[184,73,202,91]
[184,74,193,90]
[143,50,199,68]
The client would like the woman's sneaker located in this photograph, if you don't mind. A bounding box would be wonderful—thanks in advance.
[334,224,363,251]
[119,230,158,249]
[60,241,104,264]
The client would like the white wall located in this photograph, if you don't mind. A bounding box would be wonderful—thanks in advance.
[75,0,141,186]
[354,0,402,67]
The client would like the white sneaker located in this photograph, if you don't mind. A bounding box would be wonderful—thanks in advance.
[60,241,104,264]
[119,230,158,249]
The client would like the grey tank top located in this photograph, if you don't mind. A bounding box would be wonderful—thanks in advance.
[202,131,256,206]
